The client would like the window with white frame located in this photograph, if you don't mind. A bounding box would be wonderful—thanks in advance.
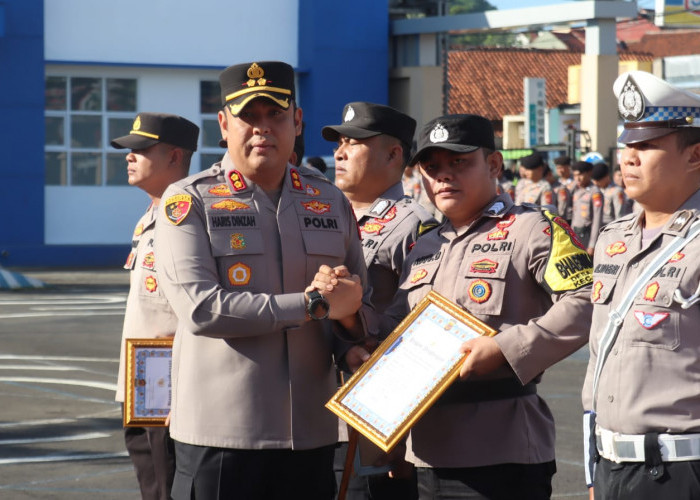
[45,76,137,186]
[200,80,224,171]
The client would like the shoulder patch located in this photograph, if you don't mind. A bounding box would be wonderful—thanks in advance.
[164,194,193,225]
[541,210,593,292]
[418,221,440,236]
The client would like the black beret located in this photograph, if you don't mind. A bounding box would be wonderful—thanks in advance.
[111,112,199,151]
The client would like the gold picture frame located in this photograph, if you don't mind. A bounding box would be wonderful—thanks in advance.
[124,338,173,427]
[326,290,497,452]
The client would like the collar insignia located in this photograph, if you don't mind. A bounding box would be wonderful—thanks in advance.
[290,168,303,190]
[486,201,506,216]
[429,123,448,143]
[369,199,391,217]
[229,170,247,191]
[669,210,691,231]
[618,75,645,122]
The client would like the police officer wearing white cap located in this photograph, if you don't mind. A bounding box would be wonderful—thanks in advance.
[582,71,700,499]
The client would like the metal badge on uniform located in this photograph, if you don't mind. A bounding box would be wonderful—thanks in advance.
[142,252,155,270]
[229,170,247,191]
[290,168,303,191]
[305,184,320,196]
[410,269,428,284]
[618,75,645,121]
[486,228,508,241]
[368,199,391,218]
[361,222,384,235]
[633,310,669,330]
[643,282,660,302]
[605,241,627,257]
[669,210,692,232]
[302,200,331,215]
[469,259,498,274]
[467,279,491,304]
[669,252,685,263]
[486,201,506,216]
[211,199,250,211]
[209,184,233,197]
[429,123,448,143]
[227,262,251,286]
[230,233,246,250]
[144,275,158,293]
[164,194,192,225]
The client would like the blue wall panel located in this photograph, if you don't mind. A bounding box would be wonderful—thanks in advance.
[298,0,388,159]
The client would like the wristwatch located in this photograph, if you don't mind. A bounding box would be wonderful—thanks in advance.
[306,290,330,320]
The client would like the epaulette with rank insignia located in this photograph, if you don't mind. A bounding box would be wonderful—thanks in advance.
[418,221,440,236]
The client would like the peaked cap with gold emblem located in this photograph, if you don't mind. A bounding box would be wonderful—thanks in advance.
[219,61,295,117]
[409,114,496,166]
[614,70,700,144]
[110,112,199,151]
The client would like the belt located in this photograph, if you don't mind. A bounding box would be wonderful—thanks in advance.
[435,378,536,406]
[596,426,700,463]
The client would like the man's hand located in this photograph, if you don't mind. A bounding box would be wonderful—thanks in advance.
[458,336,506,379]
[306,265,362,320]
[344,345,370,372]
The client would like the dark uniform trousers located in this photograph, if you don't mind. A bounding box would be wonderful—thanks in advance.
[416,462,556,500]
[124,425,176,500]
[172,441,336,500]
[594,458,700,500]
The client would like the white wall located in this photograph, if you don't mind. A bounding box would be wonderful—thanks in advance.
[45,0,299,68]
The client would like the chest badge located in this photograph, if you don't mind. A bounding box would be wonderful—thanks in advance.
[361,222,384,235]
[302,200,331,215]
[592,281,603,302]
[144,275,158,293]
[142,252,155,270]
[305,184,320,196]
[469,259,498,274]
[605,241,627,257]
[487,228,508,241]
[633,311,669,330]
[468,279,492,304]
[375,206,397,223]
[164,194,192,225]
[209,184,233,196]
[669,252,685,263]
[230,233,246,250]
[410,269,428,284]
[497,214,516,229]
[211,199,251,211]
[643,282,659,302]
[228,262,251,286]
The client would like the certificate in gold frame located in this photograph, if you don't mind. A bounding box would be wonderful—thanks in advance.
[326,290,497,452]
[124,338,173,427]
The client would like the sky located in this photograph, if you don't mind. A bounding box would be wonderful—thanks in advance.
[488,0,656,10]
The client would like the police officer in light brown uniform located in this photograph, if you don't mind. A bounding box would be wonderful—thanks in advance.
[591,162,629,225]
[515,152,555,208]
[154,61,370,500]
[571,161,604,255]
[582,71,700,499]
[322,102,436,499]
[323,114,594,499]
[112,112,199,500]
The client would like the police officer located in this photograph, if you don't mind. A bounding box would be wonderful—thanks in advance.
[571,161,604,255]
[323,114,594,499]
[322,101,437,499]
[515,152,554,208]
[591,162,629,225]
[154,61,370,500]
[583,71,700,499]
[547,165,573,223]
[554,155,576,191]
[112,112,199,500]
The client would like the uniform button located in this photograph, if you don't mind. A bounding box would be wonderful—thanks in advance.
[608,395,614,403]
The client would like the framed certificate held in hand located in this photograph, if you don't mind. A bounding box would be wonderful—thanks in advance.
[326,290,497,452]
[124,338,173,427]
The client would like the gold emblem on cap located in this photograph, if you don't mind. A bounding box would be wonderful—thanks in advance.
[429,123,449,143]
[246,63,267,87]
[133,116,141,131]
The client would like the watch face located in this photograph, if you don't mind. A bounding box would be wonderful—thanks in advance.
[308,292,330,320]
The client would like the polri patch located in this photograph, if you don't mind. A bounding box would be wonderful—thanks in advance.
[634,311,669,330]
[164,194,192,225]
[468,279,491,304]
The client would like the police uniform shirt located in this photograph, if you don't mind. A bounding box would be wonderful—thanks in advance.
[115,204,178,403]
[571,184,604,248]
[601,184,629,225]
[356,183,437,314]
[383,193,593,468]
[515,178,553,207]
[513,177,531,202]
[154,153,371,450]
[582,189,700,434]
[551,178,572,222]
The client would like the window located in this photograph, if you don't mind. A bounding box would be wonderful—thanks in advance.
[200,80,224,171]
[45,76,137,186]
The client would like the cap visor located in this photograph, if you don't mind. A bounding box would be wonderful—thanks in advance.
[110,135,159,150]
[409,144,480,166]
[227,92,290,116]
[618,126,677,145]
[321,125,381,142]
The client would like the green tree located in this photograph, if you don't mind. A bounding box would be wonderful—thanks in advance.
[449,0,520,47]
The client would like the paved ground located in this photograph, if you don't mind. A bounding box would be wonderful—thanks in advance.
[0,268,589,499]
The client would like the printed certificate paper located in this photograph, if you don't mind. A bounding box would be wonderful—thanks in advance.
[124,338,173,427]
[327,291,496,452]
